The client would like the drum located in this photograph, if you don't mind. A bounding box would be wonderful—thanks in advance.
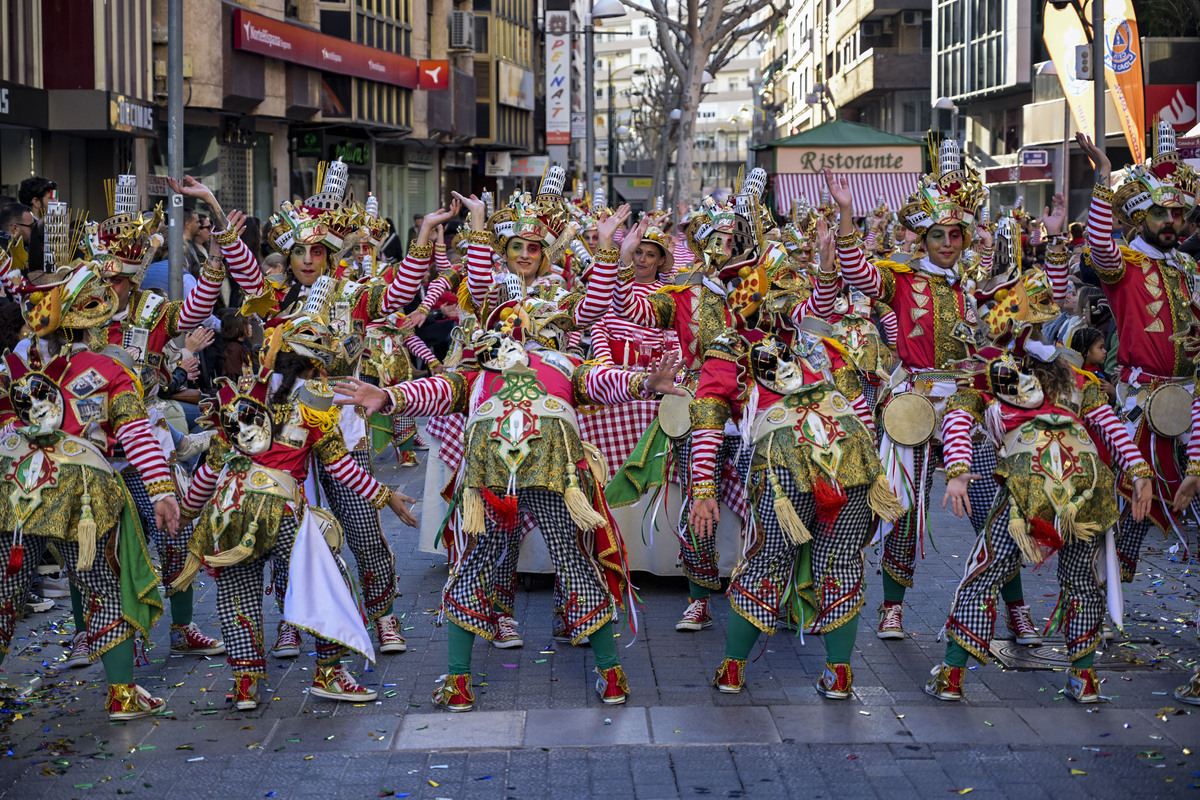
[309,506,346,553]
[881,392,937,447]
[1145,383,1193,438]
[657,387,695,440]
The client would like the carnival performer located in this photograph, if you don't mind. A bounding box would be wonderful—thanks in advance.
[688,319,902,697]
[172,316,417,710]
[611,169,841,633]
[1075,126,1199,580]
[332,302,686,711]
[827,139,1034,641]
[0,260,179,720]
[177,163,455,658]
[932,320,1153,702]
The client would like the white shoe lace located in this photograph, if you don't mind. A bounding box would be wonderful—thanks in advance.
[497,616,519,640]
[682,600,708,623]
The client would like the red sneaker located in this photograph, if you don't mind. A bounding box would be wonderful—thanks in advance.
[374,614,408,654]
[107,683,167,721]
[876,602,905,640]
[595,665,629,704]
[170,622,226,655]
[1005,603,1043,646]
[233,673,259,711]
[433,673,474,712]
[816,663,854,700]
[713,658,746,694]
[676,598,713,632]
[924,663,965,701]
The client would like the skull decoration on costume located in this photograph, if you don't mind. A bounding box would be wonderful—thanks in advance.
[216,367,275,456]
[10,372,65,436]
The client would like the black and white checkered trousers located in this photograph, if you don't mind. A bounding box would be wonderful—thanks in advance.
[729,472,874,634]
[122,468,192,592]
[317,450,396,620]
[0,530,133,660]
[882,439,994,587]
[945,492,1104,664]
[674,435,751,590]
[444,489,614,645]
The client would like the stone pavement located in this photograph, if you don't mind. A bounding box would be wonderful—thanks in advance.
[0,446,1196,799]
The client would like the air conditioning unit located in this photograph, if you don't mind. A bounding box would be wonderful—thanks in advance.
[901,10,922,26]
[450,11,475,50]
[861,21,882,37]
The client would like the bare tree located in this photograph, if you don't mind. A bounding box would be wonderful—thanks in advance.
[623,0,785,206]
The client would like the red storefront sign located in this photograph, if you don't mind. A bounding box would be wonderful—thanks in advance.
[233,9,425,90]
[418,61,450,90]
[1144,84,1199,132]
[983,164,1054,184]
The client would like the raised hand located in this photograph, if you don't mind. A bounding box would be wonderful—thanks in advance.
[225,209,248,239]
[822,168,854,211]
[597,204,632,250]
[184,325,215,353]
[423,198,463,231]
[645,352,686,396]
[450,191,486,229]
[1075,132,1111,184]
[1042,192,1067,236]
[331,376,390,415]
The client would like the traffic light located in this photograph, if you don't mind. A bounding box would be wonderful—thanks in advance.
[1074,44,1093,80]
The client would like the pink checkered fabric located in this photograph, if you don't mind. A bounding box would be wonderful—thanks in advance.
[577,400,661,470]
[426,414,466,473]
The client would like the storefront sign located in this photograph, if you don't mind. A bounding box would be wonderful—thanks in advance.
[484,152,511,176]
[1145,84,1199,132]
[775,146,923,174]
[296,129,324,157]
[331,139,370,165]
[233,8,418,89]
[418,60,449,90]
[510,155,550,177]
[0,81,48,129]
[110,94,156,133]
[497,62,535,111]
[544,11,571,146]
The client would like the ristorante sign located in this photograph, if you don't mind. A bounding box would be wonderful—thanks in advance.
[233,8,422,90]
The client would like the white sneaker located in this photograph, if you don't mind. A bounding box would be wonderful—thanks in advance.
[38,568,70,598]
[24,593,55,614]
[493,615,524,649]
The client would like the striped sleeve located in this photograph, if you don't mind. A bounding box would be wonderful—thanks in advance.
[176,272,223,332]
[116,417,174,496]
[672,237,692,270]
[380,247,434,314]
[796,274,839,321]
[580,365,648,405]
[434,243,452,272]
[385,374,458,417]
[880,310,898,345]
[573,248,620,327]
[590,319,615,364]
[1084,403,1147,473]
[322,452,386,500]
[1187,396,1200,473]
[1086,192,1124,277]
[850,392,875,437]
[836,242,883,297]
[182,461,220,514]
[1043,247,1070,302]
[689,428,723,485]
[466,239,495,303]
[218,236,265,297]
[403,334,437,364]
[941,408,976,476]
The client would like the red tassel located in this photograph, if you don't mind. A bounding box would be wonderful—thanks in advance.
[482,487,520,531]
[813,478,847,526]
[5,544,23,577]
[1029,518,1062,551]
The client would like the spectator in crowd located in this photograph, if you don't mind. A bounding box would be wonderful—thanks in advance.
[17,176,56,221]
[381,217,403,262]
[219,312,255,380]
[0,204,36,252]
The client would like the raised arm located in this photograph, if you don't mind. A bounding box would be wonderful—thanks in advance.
[1076,133,1123,280]
[825,170,884,297]
[573,205,631,327]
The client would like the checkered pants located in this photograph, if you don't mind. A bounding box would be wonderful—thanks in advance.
[0,530,131,660]
[270,451,395,620]
[730,473,873,634]
[945,493,1104,664]
[674,435,750,590]
[490,528,572,620]
[882,439,994,587]
[122,469,192,593]
[445,489,614,645]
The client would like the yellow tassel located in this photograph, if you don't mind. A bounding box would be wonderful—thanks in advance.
[299,402,341,433]
[771,473,811,545]
[1057,500,1101,543]
[867,474,904,523]
[76,473,97,570]
[564,465,606,532]
[1008,508,1037,565]
[462,487,485,534]
[173,553,203,592]
[205,520,257,567]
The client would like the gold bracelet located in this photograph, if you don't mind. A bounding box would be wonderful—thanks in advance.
[814,268,840,285]
[692,480,718,500]
[834,233,859,249]
[1187,459,1200,478]
[595,246,620,263]
[367,484,392,510]
[387,386,407,413]
[944,463,972,481]
[1092,184,1115,203]
[200,258,226,283]
[214,227,240,247]
[408,243,433,260]
[415,304,431,316]
[467,230,491,245]
[629,373,650,399]
[145,479,177,498]
[179,506,201,522]
[617,266,635,283]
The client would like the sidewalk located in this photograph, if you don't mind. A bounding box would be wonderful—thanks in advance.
[0,452,1195,799]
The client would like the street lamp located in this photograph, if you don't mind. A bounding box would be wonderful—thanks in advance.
[933,96,959,147]
[1036,60,1073,200]
[584,0,627,195]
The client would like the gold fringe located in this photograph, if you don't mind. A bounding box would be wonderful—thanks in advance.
[770,471,811,545]
[173,553,203,592]
[867,474,904,523]
[1057,501,1101,543]
[564,464,606,532]
[76,471,98,570]
[1008,508,1038,564]
[462,487,485,534]
[299,402,341,433]
[204,519,258,567]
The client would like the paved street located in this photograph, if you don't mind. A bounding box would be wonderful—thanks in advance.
[0,446,1196,799]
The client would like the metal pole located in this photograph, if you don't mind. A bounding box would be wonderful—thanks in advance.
[584,19,595,194]
[607,64,615,201]
[1092,0,1106,161]
[1062,98,1071,199]
[167,0,184,301]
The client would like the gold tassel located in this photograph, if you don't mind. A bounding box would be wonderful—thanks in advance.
[771,472,811,545]
[173,553,203,592]
[1057,500,1101,543]
[205,519,257,567]
[76,471,98,571]
[867,474,904,523]
[299,402,341,433]
[462,487,485,534]
[564,463,606,532]
[1008,507,1037,565]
